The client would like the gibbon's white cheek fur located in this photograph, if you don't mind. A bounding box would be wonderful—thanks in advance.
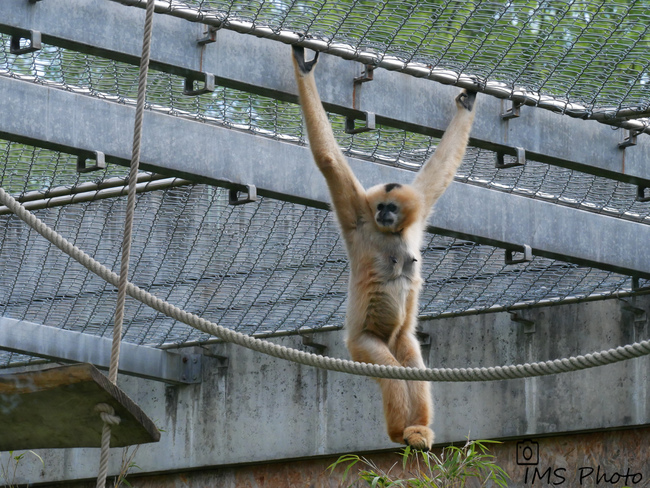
[292,45,477,450]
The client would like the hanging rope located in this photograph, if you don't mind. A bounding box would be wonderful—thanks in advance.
[110,0,155,386]
[95,0,155,487]
[2,184,650,383]
[94,403,121,485]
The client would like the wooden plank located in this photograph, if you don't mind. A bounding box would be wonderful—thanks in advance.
[0,364,161,450]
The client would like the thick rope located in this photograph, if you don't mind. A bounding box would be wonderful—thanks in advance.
[96,1,155,487]
[95,403,122,426]
[110,0,155,386]
[2,184,650,383]
[94,404,121,486]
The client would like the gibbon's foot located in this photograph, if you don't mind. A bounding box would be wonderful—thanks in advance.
[403,425,434,451]
[292,46,320,74]
[456,89,477,112]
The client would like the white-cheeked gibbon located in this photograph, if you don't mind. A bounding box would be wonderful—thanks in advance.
[292,46,477,450]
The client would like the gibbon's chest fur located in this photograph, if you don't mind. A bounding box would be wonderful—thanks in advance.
[343,217,424,341]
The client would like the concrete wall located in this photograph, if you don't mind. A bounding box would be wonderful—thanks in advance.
[6,295,650,485]
[42,427,650,487]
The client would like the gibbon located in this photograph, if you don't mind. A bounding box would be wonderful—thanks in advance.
[292,46,477,450]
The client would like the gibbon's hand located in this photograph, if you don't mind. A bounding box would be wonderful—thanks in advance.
[455,89,477,112]
[292,46,320,74]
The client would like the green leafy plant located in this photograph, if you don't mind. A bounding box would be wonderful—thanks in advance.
[329,439,509,488]
[0,450,44,488]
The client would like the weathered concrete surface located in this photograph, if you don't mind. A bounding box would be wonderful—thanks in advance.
[5,296,650,485]
[37,426,650,487]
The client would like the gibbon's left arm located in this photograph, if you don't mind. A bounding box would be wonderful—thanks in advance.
[412,90,477,219]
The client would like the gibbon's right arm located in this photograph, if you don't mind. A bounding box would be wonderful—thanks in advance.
[412,90,477,219]
[292,46,367,234]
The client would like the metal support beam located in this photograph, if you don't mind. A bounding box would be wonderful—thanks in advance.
[1,0,650,186]
[1,76,649,279]
[0,317,202,384]
[0,175,191,216]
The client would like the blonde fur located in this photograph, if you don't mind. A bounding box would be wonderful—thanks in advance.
[292,47,476,449]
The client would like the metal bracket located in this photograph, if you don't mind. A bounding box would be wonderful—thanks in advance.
[345,112,376,134]
[301,333,327,354]
[501,100,522,120]
[618,129,640,149]
[180,353,203,383]
[213,354,229,370]
[354,65,375,85]
[346,64,376,134]
[228,184,257,206]
[416,332,431,347]
[198,25,218,45]
[632,277,650,292]
[10,30,42,55]
[77,151,106,173]
[183,72,215,96]
[495,146,526,169]
[636,186,650,203]
[620,298,648,326]
[505,244,532,265]
[416,332,431,366]
[510,312,535,334]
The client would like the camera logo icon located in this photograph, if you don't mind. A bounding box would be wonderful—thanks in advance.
[516,440,539,465]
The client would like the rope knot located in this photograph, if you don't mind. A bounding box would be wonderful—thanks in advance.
[95,403,121,426]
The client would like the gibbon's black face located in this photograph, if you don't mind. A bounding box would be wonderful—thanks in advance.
[375,201,399,229]
[368,182,421,234]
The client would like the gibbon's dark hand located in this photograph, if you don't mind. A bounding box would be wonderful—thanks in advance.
[292,46,319,74]
[456,89,477,111]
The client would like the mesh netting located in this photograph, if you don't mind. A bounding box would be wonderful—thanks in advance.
[1,2,650,368]
[2,37,649,222]
[118,0,650,119]
[0,175,638,364]
[0,137,646,367]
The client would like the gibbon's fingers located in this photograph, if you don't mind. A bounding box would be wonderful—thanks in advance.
[455,89,477,112]
[292,45,320,74]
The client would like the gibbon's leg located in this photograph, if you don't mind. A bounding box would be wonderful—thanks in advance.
[379,377,410,444]
[393,331,434,450]
[350,331,432,448]
[412,89,477,213]
[347,332,410,444]
[390,287,434,450]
